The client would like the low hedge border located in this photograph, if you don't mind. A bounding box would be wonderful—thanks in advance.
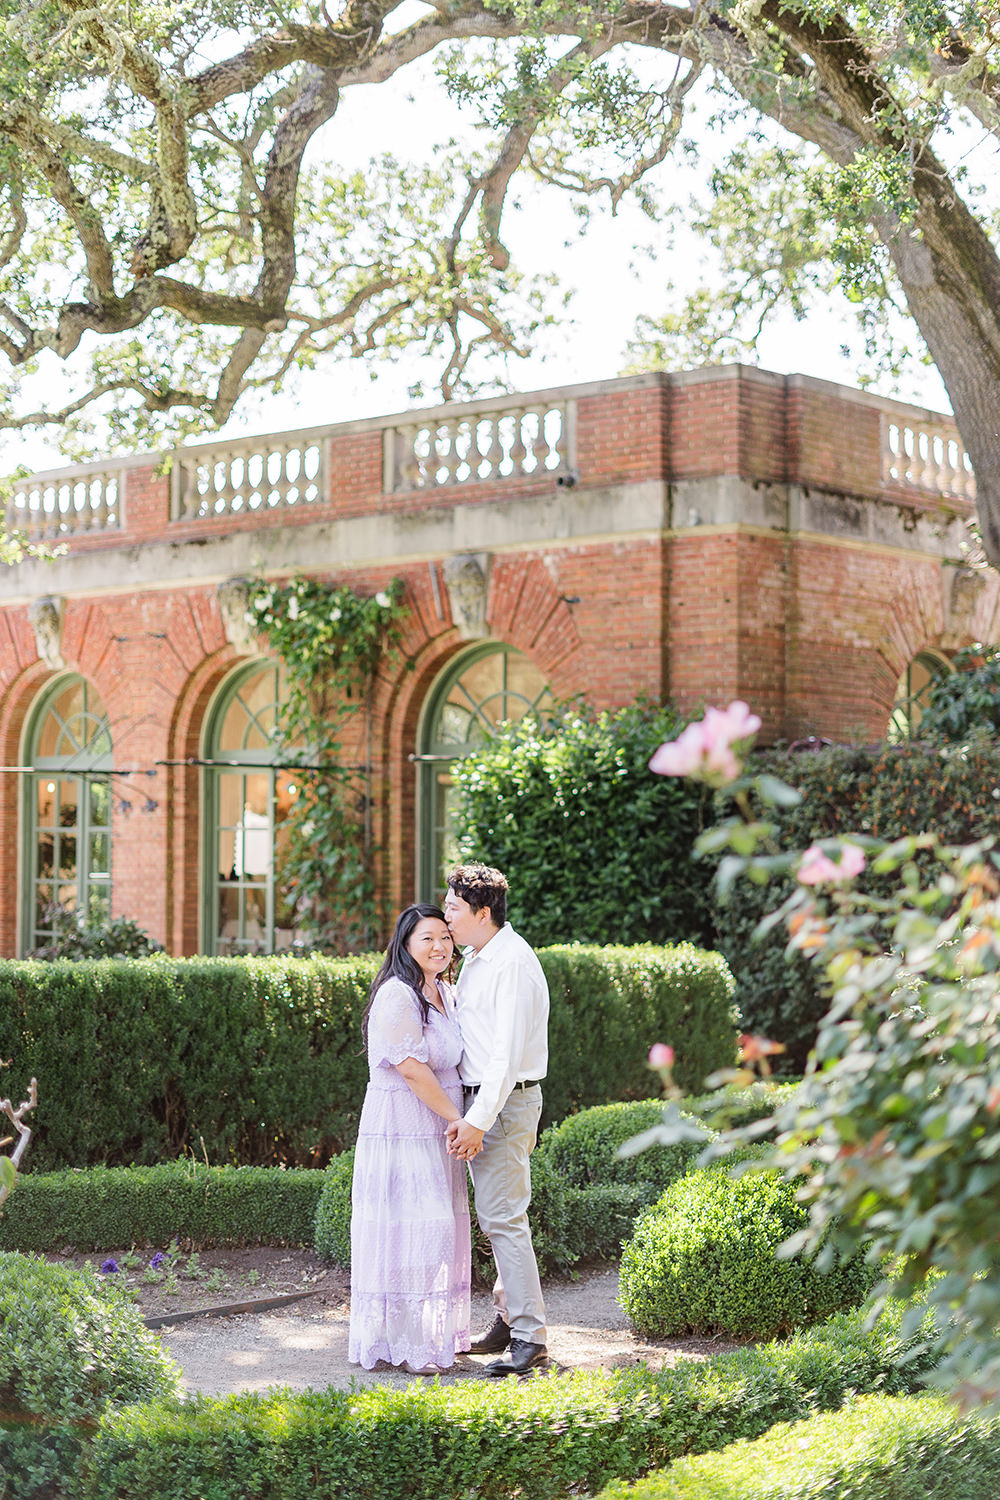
[593,1392,1000,1500]
[0,1162,322,1252]
[81,1302,940,1500]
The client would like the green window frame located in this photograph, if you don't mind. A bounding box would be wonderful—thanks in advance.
[888,649,953,741]
[202,661,306,955]
[416,644,552,902]
[23,676,113,952]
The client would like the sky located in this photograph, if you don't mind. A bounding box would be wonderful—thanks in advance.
[5,7,957,478]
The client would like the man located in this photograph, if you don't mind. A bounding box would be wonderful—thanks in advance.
[443,863,549,1376]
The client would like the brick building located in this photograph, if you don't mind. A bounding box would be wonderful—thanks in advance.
[0,364,995,957]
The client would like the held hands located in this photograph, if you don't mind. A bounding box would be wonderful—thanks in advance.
[447,1118,484,1161]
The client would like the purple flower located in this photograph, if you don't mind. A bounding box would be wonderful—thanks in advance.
[149,1252,166,1269]
[99,1258,120,1274]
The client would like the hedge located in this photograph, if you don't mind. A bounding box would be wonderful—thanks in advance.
[0,1252,179,1500]
[619,1168,878,1340]
[0,1162,323,1253]
[1,944,737,1170]
[79,1300,939,1500]
[711,737,1000,1066]
[450,699,714,949]
[594,1393,1000,1500]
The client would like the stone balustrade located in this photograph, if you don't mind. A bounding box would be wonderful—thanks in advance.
[6,463,124,540]
[881,412,975,501]
[170,434,325,521]
[382,396,574,492]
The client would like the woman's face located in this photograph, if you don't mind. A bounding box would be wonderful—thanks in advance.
[406,916,454,979]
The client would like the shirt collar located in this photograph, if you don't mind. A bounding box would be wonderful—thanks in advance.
[462,921,511,964]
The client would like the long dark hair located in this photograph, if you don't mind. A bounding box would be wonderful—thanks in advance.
[361,903,454,1045]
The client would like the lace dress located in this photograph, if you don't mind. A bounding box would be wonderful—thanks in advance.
[348,977,471,1370]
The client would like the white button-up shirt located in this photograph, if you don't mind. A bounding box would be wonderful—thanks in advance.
[456,922,549,1133]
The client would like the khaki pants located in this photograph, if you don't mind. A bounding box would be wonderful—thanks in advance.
[469,1084,546,1344]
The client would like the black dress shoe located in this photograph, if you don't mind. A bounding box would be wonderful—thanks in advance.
[485,1338,548,1377]
[468,1314,511,1355]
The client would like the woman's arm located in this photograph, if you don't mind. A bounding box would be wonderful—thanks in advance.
[394,1056,464,1123]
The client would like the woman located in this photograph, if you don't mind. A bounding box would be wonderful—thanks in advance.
[348,903,473,1374]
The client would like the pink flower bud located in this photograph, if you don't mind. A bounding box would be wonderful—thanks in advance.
[648,1043,675,1069]
[798,842,866,886]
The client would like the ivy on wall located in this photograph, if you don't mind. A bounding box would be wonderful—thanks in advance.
[250,576,408,952]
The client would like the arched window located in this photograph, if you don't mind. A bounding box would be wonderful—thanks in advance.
[24,676,113,951]
[888,650,953,740]
[417,644,552,900]
[203,662,304,954]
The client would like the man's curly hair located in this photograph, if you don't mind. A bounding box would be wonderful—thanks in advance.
[446,863,508,927]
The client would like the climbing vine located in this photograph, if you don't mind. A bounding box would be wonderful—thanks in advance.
[251,576,409,952]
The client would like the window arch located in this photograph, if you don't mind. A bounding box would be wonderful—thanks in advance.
[888,649,953,741]
[23,675,113,952]
[416,644,552,900]
[203,661,304,954]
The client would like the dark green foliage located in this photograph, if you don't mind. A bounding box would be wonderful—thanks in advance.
[539,1099,704,1193]
[0,1162,322,1252]
[451,700,713,949]
[28,907,164,960]
[0,1251,178,1500]
[1,944,735,1170]
[711,738,1000,1065]
[594,1393,1000,1500]
[313,1148,353,1266]
[538,943,738,1120]
[916,645,1000,742]
[82,1301,938,1500]
[619,1168,878,1339]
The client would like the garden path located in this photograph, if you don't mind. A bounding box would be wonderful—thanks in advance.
[153,1263,733,1396]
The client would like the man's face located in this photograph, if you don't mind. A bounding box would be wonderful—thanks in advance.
[443,889,481,949]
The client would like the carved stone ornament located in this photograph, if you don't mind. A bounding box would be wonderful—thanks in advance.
[28,596,65,671]
[216,576,258,655]
[941,563,988,649]
[443,553,491,640]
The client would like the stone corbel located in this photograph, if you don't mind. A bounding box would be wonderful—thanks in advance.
[444,553,491,640]
[28,596,65,671]
[941,562,987,649]
[216,576,258,655]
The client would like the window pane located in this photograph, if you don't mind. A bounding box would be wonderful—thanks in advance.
[37,780,56,824]
[34,884,53,925]
[58,835,77,879]
[57,780,79,827]
[90,780,111,826]
[36,834,54,877]
[89,834,109,875]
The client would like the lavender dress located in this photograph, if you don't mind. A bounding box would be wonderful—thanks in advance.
[348,977,471,1370]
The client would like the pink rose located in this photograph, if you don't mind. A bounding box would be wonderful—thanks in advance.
[648,1042,675,1069]
[649,701,761,787]
[798,842,866,886]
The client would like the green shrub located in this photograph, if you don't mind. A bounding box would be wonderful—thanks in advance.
[539,1099,705,1193]
[0,1251,179,1500]
[619,1168,878,1339]
[594,1393,1000,1500]
[451,699,714,949]
[84,1300,939,1500]
[28,905,164,960]
[313,1149,353,1266]
[711,737,1000,1066]
[0,944,735,1170]
[539,942,738,1119]
[0,1161,323,1253]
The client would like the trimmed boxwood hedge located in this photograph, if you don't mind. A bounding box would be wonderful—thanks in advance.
[594,1393,1000,1500]
[2,943,737,1171]
[0,1251,179,1500]
[0,1162,323,1253]
[619,1167,878,1340]
[80,1301,939,1500]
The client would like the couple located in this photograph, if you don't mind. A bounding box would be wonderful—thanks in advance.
[347,862,550,1378]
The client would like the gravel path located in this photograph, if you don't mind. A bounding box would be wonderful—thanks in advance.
[156,1266,733,1396]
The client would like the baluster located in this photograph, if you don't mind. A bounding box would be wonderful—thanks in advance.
[509,409,527,474]
[485,416,504,479]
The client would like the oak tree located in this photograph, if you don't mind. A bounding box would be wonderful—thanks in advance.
[3,0,1000,558]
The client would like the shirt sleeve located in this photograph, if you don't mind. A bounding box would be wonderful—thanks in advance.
[464,961,538,1133]
[367,980,429,1069]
